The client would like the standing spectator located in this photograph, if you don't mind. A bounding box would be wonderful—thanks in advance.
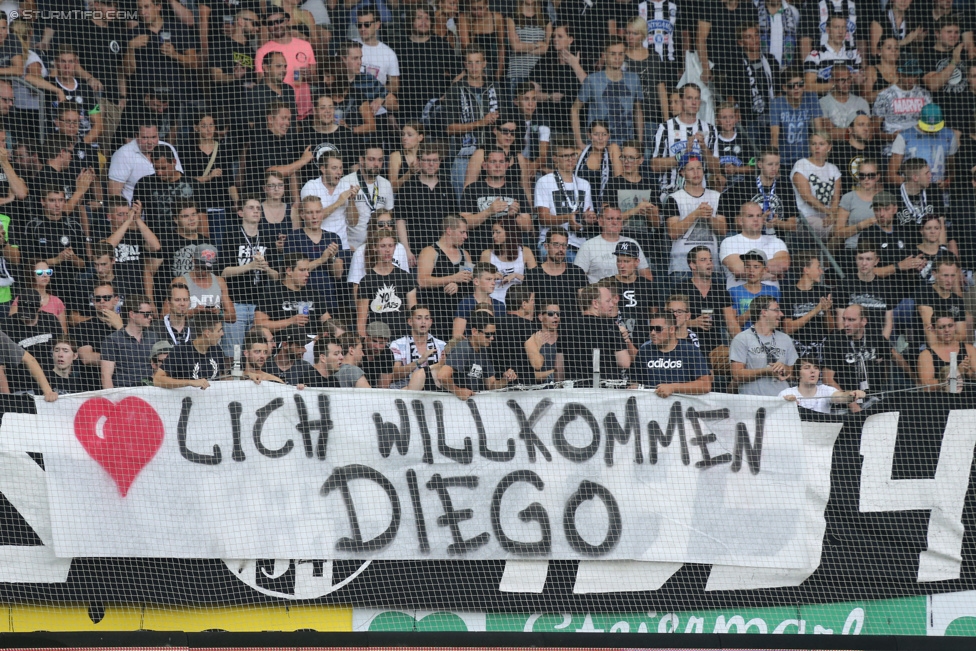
[804,14,863,94]
[534,136,595,261]
[133,148,205,233]
[482,216,536,302]
[357,4,401,106]
[834,241,896,339]
[255,254,332,336]
[916,257,968,349]
[525,300,563,384]
[713,103,759,192]
[917,311,976,391]
[208,8,261,133]
[153,282,192,345]
[562,283,632,384]
[21,188,87,292]
[817,66,870,142]
[32,262,67,334]
[635,3,682,105]
[920,15,968,130]
[529,22,586,137]
[830,113,885,190]
[390,304,447,389]
[716,25,774,149]
[248,52,299,131]
[612,241,658,346]
[780,250,833,360]
[181,245,237,323]
[100,294,158,388]
[719,147,797,236]
[823,303,890,398]
[608,141,660,259]
[730,295,798,395]
[49,47,102,146]
[571,37,643,148]
[336,145,394,249]
[888,105,958,194]
[157,201,212,295]
[799,0,860,54]
[361,321,395,388]
[246,102,313,200]
[770,69,829,172]
[728,249,782,326]
[634,311,712,396]
[459,0,505,82]
[460,148,531,257]
[858,190,920,275]
[100,199,161,298]
[70,243,137,321]
[791,131,842,243]
[396,6,460,124]
[0,328,58,401]
[388,123,424,192]
[651,83,719,203]
[299,97,359,186]
[574,206,650,283]
[125,0,200,108]
[3,291,62,376]
[334,332,372,388]
[572,121,621,214]
[239,329,285,385]
[416,215,472,341]
[331,41,388,141]
[873,57,932,156]
[893,157,935,235]
[398,145,459,259]
[301,150,358,250]
[756,0,801,70]
[439,311,514,398]
[255,7,316,99]
[180,113,239,214]
[719,202,790,289]
[673,246,740,359]
[357,229,417,339]
[49,337,92,394]
[833,158,882,253]
[862,37,900,105]
[153,312,225,388]
[285,196,344,314]
[452,261,504,339]
[695,0,755,87]
[69,281,124,366]
[108,122,184,202]
[506,0,551,89]
[524,228,589,313]
[663,153,727,278]
[869,0,927,58]
[494,284,537,383]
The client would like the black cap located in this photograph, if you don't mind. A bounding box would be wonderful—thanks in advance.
[613,241,642,258]
[278,325,309,346]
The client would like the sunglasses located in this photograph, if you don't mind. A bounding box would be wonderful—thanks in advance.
[545,310,561,317]
[92,294,115,302]
[266,17,287,26]
[358,19,375,27]
[34,269,53,276]
[860,172,879,179]
[482,331,496,339]
[787,81,804,89]
[650,325,666,333]
[497,126,516,135]
[134,310,154,317]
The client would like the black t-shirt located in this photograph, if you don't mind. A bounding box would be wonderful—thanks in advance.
[160,342,222,381]
[614,276,659,346]
[1,313,61,384]
[835,274,899,334]
[718,176,795,232]
[361,348,395,387]
[69,317,119,353]
[130,21,199,98]
[561,314,629,383]
[296,125,360,185]
[132,175,207,232]
[248,83,299,133]
[50,79,100,140]
[91,221,154,299]
[831,139,886,189]
[701,0,755,71]
[210,32,257,107]
[494,313,536,382]
[247,128,304,194]
[256,282,325,338]
[779,282,831,357]
[158,233,211,281]
[460,180,529,257]
[823,331,890,391]
[919,45,969,131]
[34,166,77,208]
[444,339,495,392]
[395,36,460,121]
[48,367,96,394]
[358,267,416,340]
[716,57,772,120]
[398,177,460,254]
[21,216,87,267]
[219,223,279,305]
[859,225,912,269]
[671,278,732,354]
[715,132,758,189]
[524,265,589,315]
[913,283,967,347]
[62,19,128,102]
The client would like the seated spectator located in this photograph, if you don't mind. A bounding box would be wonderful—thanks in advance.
[255,253,332,337]
[612,241,658,347]
[833,159,883,254]
[917,312,976,391]
[133,147,205,233]
[239,329,285,385]
[416,215,473,342]
[834,241,896,339]
[719,202,790,289]
[719,147,797,236]
[107,122,183,202]
[663,153,727,279]
[729,249,782,328]
[69,281,124,366]
[790,131,842,243]
[270,325,320,386]
[714,26,774,150]
[153,282,192,345]
[494,284,537,384]
[335,332,371,388]
[49,336,92,394]
[730,295,798,396]
[780,250,833,361]
[633,311,711,397]
[562,283,632,385]
[921,15,969,130]
[153,312,225,389]
[148,340,173,383]
[453,262,504,339]
[438,311,514,399]
[574,206,650,284]
[666,294,701,349]
[32,261,67,334]
[390,305,447,390]
[398,144,460,258]
[361,321,395,389]
[0,328,58,401]
[356,229,417,339]
[482,216,537,302]
[823,303,891,400]
[856,191,923,278]
[817,67,870,143]
[525,301,563,384]
[780,358,865,413]
[534,135,594,262]
[100,294,158,389]
[348,210,410,289]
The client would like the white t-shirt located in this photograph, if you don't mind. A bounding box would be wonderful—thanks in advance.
[534,172,593,250]
[388,333,447,389]
[335,172,394,249]
[359,41,400,85]
[791,158,841,239]
[348,240,410,284]
[108,139,184,202]
[819,93,870,129]
[778,384,838,414]
[718,233,789,289]
[665,188,722,274]
[574,235,650,283]
[301,177,349,248]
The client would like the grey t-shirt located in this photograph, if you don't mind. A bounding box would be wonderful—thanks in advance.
[335,363,365,388]
[444,339,495,392]
[729,328,799,396]
[0,330,25,367]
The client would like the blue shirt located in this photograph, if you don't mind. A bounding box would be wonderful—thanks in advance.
[578,71,645,143]
[893,126,957,183]
[770,93,823,168]
[634,339,710,387]
[284,229,344,314]
[728,283,781,328]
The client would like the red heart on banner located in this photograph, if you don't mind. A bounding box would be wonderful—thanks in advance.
[73,396,165,497]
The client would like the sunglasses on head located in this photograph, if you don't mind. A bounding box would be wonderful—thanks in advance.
[34,268,53,276]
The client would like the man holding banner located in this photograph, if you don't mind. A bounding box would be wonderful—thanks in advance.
[153,313,225,389]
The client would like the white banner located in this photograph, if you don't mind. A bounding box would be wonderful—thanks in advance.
[0,385,831,570]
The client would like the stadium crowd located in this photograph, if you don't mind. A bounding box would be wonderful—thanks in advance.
[0,0,973,412]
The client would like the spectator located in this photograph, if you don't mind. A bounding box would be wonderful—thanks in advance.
[862,37,900,105]
[534,135,595,261]
[69,281,124,366]
[572,121,621,214]
[22,188,87,291]
[728,249,781,327]
[791,130,842,243]
[361,321,395,388]
[524,228,589,314]
[912,215,956,286]
[869,0,927,59]
[494,284,537,383]
[285,196,344,315]
[390,304,447,390]
[770,69,827,172]
[125,0,200,109]
[255,7,316,100]
[153,312,225,388]
[857,190,922,276]
[3,290,62,382]
[666,294,701,349]
[529,22,586,137]
[920,15,968,130]
[663,153,726,278]
[108,122,184,201]
[513,83,549,190]
[101,293,159,389]
[180,113,238,215]
[270,325,320,386]
[506,0,551,89]
[695,0,755,88]
[525,300,563,383]
[834,241,896,340]
[335,332,371,388]
[799,0,859,55]
[562,283,632,385]
[157,201,212,292]
[398,144,459,258]
[651,84,719,203]
[133,147,205,232]
[572,37,643,148]
[396,6,460,124]
[756,0,801,70]
[36,135,96,224]
[255,253,332,336]
[607,140,661,260]
[463,117,530,202]
[482,216,536,302]
[460,147,531,257]
[152,282,192,345]
[71,242,133,324]
[823,303,890,399]
[575,205,651,284]
[336,145,394,250]
[830,113,885,190]
[719,147,797,236]
[834,158,883,253]
[100,198,161,298]
[49,336,92,394]
[331,41,387,141]
[415,215,472,341]
[873,57,932,154]
[780,250,833,361]
[239,329,285,385]
[356,229,417,339]
[439,311,514,398]
[713,103,758,192]
[389,122,425,192]
[730,294,798,395]
[780,358,865,413]
[633,310,711,396]
[893,157,935,235]
[299,97,359,184]
[817,66,870,142]
[357,3,401,114]
[673,246,740,359]
[301,150,358,250]
[262,171,299,251]
[917,311,976,391]
[916,257,968,350]
[719,201,790,289]
[246,102,313,200]
[612,241,658,347]
[181,244,237,326]
[0,328,58,401]
[715,24,774,149]
[453,261,503,339]
[50,47,103,146]
[248,52,299,131]
[804,14,863,95]
[32,261,67,334]
[889,105,958,193]
[207,8,260,133]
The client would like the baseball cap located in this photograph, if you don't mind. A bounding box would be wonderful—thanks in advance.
[315,142,341,165]
[366,321,392,339]
[278,325,309,345]
[918,104,945,133]
[872,190,897,207]
[193,244,219,268]
[740,249,767,264]
[151,340,173,360]
[677,151,703,171]
[896,57,924,76]
[613,241,642,258]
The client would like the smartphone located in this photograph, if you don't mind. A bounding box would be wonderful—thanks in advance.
[701,309,714,316]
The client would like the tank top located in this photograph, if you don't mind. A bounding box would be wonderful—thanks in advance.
[929,346,970,379]
[509,23,546,79]
[489,247,526,302]
[420,243,466,341]
[181,273,224,310]
[538,340,557,383]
